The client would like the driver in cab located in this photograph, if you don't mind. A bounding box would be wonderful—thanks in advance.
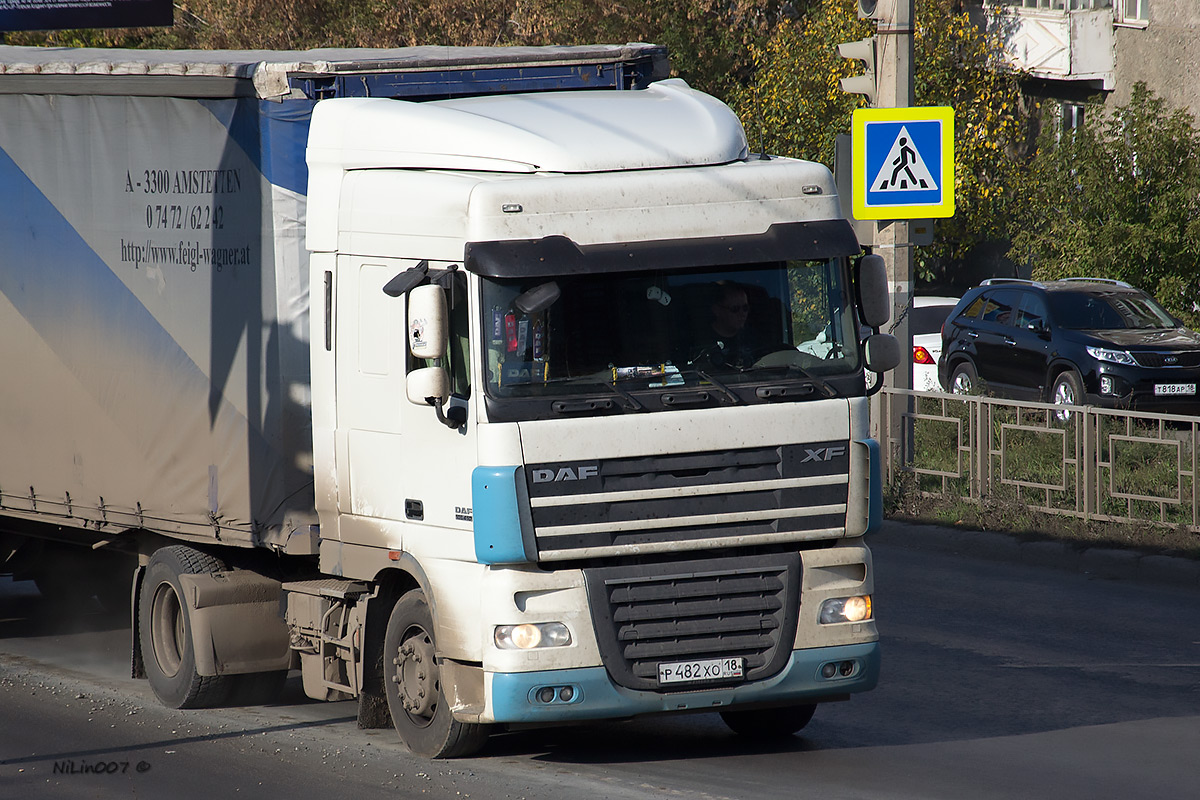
[696,281,755,369]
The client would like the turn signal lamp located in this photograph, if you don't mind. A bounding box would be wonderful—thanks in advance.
[913,346,935,365]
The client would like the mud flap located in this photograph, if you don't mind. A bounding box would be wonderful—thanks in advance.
[131,564,146,679]
[178,571,292,676]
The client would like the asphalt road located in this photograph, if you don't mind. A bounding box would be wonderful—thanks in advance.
[2,522,1198,800]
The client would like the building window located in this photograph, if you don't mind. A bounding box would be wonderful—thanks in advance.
[983,1,1112,10]
[1116,0,1148,23]
[1062,103,1085,134]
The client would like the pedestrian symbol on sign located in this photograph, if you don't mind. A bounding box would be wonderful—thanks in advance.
[850,107,955,220]
[872,127,935,192]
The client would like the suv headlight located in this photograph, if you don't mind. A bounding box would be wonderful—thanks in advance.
[1086,346,1136,366]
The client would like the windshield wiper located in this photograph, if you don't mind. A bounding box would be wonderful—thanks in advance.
[767,364,838,399]
[603,378,646,411]
[540,376,645,413]
[673,369,740,405]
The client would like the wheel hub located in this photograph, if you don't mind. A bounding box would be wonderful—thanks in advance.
[393,633,437,718]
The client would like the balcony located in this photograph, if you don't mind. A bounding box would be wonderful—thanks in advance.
[969,1,1115,89]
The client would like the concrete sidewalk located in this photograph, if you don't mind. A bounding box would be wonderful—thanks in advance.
[870,519,1200,589]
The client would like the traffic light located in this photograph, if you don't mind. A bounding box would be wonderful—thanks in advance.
[857,0,885,19]
[837,37,877,105]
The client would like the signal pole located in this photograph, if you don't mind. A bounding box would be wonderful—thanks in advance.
[841,0,916,474]
[869,0,915,395]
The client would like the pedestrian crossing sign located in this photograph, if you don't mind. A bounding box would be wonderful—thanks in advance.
[851,106,955,220]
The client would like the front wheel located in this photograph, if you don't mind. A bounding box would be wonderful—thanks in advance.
[720,704,817,737]
[1050,370,1084,422]
[383,590,490,758]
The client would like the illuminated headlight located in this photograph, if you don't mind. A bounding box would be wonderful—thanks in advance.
[494,622,572,650]
[1086,346,1136,366]
[819,596,873,624]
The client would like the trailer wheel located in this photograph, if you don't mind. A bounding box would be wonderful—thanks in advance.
[383,590,489,758]
[719,704,817,738]
[138,545,232,709]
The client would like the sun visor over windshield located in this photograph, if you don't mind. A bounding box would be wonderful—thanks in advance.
[464,221,862,279]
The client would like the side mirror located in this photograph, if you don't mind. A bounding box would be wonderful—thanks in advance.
[408,284,448,359]
[857,254,890,329]
[407,366,449,406]
[864,332,901,374]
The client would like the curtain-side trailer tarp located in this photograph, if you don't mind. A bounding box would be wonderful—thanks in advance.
[0,44,666,552]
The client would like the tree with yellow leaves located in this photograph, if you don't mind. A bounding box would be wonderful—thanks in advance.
[729,0,1028,284]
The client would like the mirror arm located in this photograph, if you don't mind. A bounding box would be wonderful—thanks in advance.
[432,398,462,429]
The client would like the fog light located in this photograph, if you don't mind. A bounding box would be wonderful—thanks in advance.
[558,686,575,703]
[819,595,873,624]
[495,622,572,650]
[536,687,556,704]
[1100,375,1114,395]
[839,660,855,676]
[821,663,838,679]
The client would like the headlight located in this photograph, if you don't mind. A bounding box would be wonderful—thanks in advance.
[819,596,873,624]
[1086,346,1136,366]
[494,622,572,650]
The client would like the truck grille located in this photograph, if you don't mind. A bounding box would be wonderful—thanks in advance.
[584,553,801,692]
[524,443,850,561]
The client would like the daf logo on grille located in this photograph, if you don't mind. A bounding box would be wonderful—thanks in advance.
[532,465,599,483]
[801,446,847,463]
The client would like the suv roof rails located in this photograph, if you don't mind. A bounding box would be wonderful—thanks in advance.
[1057,277,1133,289]
[980,278,1043,287]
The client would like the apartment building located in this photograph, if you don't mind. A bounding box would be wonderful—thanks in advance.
[969,1,1199,129]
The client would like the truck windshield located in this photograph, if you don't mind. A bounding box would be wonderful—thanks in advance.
[480,259,864,417]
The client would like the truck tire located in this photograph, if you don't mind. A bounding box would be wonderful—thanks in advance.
[719,704,817,737]
[138,545,233,709]
[383,590,490,758]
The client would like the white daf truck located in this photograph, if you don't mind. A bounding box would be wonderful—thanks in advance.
[0,44,899,757]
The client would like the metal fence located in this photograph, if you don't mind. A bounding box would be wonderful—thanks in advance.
[878,388,1200,532]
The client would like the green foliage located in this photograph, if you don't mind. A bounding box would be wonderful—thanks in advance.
[727,0,870,168]
[1010,84,1200,325]
[728,0,1027,284]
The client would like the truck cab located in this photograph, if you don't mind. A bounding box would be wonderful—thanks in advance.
[301,80,898,755]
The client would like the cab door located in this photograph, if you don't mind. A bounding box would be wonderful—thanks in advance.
[333,257,413,522]
[333,258,479,546]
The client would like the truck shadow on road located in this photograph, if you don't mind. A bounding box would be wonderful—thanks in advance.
[0,580,128,639]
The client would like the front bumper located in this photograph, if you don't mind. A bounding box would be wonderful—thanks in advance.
[485,641,879,724]
[1085,366,1200,415]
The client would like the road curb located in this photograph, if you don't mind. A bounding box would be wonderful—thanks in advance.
[871,520,1200,590]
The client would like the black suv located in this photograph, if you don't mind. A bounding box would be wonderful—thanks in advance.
[938,278,1200,416]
